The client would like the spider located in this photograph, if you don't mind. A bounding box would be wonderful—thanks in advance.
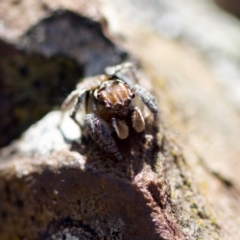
[60,63,158,160]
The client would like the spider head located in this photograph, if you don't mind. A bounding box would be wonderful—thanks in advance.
[94,79,135,113]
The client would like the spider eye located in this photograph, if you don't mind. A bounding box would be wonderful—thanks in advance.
[104,101,112,109]
[125,99,131,105]
[113,103,122,111]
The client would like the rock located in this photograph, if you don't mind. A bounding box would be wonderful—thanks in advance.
[0,40,82,147]
[19,10,127,76]
[0,9,128,148]
[0,111,186,240]
[1,0,240,239]
[102,1,240,239]
[215,0,240,18]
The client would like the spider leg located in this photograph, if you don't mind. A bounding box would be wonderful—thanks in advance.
[85,114,123,161]
[69,90,87,130]
[106,63,158,119]
[132,84,158,122]
[105,62,137,85]
[59,89,86,129]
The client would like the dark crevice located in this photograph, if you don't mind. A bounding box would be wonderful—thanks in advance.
[0,10,129,148]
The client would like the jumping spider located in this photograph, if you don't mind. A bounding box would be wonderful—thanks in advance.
[60,63,158,160]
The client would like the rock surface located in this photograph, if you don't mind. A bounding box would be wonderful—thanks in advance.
[102,1,240,239]
[1,0,240,239]
[0,40,82,147]
[0,111,187,240]
[0,9,128,148]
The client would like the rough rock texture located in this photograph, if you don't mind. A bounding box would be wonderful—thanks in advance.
[1,0,240,239]
[102,1,240,239]
[19,10,127,76]
[0,111,187,240]
[0,9,128,147]
[0,40,82,147]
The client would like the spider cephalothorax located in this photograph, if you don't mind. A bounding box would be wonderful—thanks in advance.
[60,63,158,160]
[94,79,135,112]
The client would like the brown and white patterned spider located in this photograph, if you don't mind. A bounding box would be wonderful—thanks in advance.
[60,63,158,160]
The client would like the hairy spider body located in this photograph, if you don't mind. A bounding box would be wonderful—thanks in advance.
[94,79,135,120]
[60,63,158,160]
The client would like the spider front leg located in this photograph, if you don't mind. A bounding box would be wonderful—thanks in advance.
[132,84,158,123]
[84,114,123,161]
[105,62,137,85]
[59,89,87,130]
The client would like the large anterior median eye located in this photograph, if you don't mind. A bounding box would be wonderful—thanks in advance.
[112,103,122,111]
[124,99,131,105]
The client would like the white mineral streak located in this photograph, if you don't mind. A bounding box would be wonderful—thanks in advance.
[18,111,80,157]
